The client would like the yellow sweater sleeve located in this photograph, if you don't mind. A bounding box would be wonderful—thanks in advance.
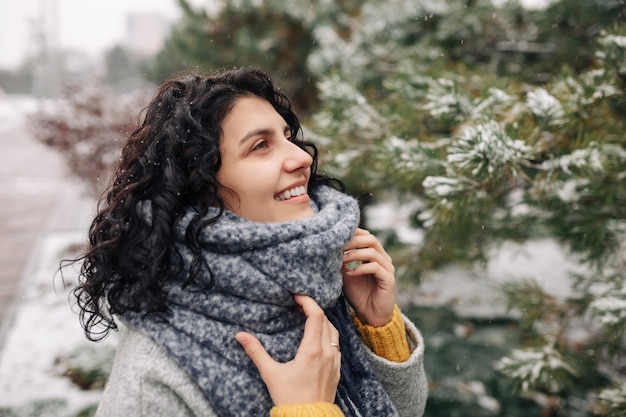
[270,402,344,417]
[269,306,411,417]
[352,304,412,363]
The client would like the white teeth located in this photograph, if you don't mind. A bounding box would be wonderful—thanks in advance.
[275,185,306,201]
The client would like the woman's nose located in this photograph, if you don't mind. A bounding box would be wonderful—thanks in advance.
[283,140,313,172]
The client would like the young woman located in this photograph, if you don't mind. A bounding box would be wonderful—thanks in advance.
[74,67,427,417]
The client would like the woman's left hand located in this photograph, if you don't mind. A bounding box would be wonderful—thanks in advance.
[341,228,396,327]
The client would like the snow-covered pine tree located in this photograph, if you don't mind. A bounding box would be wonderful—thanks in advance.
[307,0,626,415]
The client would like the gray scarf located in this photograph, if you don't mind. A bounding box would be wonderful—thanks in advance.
[123,186,398,417]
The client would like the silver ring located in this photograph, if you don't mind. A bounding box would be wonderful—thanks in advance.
[330,342,340,351]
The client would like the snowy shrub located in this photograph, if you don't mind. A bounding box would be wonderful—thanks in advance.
[422,176,469,199]
[526,88,565,127]
[597,382,626,417]
[307,1,626,414]
[30,81,153,196]
[448,120,533,180]
[422,78,474,124]
[598,34,626,76]
[495,338,579,393]
[537,144,604,175]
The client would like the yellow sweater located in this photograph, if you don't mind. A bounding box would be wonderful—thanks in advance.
[270,305,412,417]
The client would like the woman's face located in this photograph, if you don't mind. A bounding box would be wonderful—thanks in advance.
[216,96,316,222]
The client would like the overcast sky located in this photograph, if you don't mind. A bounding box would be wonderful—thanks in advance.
[0,0,208,69]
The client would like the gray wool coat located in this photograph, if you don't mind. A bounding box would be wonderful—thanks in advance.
[95,314,428,417]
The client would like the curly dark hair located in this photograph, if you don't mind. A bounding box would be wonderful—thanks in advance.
[73,67,340,341]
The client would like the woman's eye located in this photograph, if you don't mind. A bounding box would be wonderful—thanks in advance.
[252,140,268,152]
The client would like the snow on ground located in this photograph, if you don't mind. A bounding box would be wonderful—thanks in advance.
[0,94,38,134]
[0,230,117,412]
[0,94,113,413]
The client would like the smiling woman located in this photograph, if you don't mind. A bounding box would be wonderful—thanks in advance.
[71,67,428,417]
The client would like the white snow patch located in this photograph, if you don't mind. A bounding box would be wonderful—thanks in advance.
[398,239,587,317]
[0,231,117,413]
[365,198,425,245]
[0,95,39,134]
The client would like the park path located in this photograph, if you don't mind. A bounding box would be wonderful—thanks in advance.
[0,96,94,350]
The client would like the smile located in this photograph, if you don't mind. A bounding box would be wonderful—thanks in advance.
[275,185,307,201]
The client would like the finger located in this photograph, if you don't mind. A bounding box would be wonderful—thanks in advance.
[328,322,340,350]
[320,315,342,370]
[345,261,395,283]
[294,294,326,319]
[343,247,394,273]
[294,294,325,341]
[344,232,391,263]
[343,246,383,263]
[317,305,341,357]
[235,332,276,375]
[295,295,341,354]
[342,228,369,251]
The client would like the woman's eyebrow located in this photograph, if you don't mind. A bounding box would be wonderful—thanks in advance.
[239,125,291,146]
[239,128,273,146]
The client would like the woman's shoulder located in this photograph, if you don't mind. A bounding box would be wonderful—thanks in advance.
[96,326,217,417]
[110,326,200,390]
[115,325,168,360]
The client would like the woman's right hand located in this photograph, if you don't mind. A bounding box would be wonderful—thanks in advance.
[235,294,342,406]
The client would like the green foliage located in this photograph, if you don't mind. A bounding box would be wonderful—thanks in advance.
[494,337,579,394]
[103,45,150,91]
[597,382,626,417]
[493,260,625,413]
[311,27,626,271]
[147,0,366,113]
[405,306,542,417]
[304,0,626,415]
[56,344,116,390]
[501,280,561,330]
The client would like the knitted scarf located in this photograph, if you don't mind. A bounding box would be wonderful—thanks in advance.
[122,186,398,417]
